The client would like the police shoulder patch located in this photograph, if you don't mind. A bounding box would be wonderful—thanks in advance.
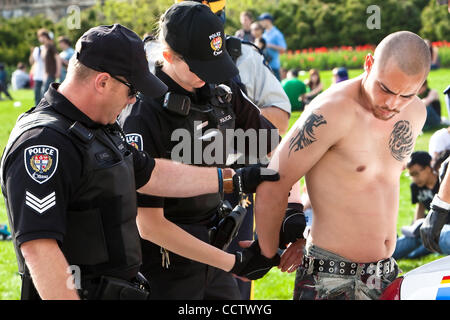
[126,133,143,151]
[24,145,59,184]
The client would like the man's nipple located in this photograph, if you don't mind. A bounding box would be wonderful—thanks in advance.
[356,165,366,172]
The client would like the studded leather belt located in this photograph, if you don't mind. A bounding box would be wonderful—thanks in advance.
[302,255,396,277]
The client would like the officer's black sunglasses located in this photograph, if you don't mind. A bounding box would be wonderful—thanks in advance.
[109,74,139,98]
[98,68,139,98]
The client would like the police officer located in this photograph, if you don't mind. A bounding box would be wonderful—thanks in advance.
[0,24,280,300]
[170,0,303,300]
[169,0,292,134]
[120,2,281,300]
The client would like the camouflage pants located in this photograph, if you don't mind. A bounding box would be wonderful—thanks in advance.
[293,243,399,300]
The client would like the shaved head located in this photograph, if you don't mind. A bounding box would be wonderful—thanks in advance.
[374,31,431,78]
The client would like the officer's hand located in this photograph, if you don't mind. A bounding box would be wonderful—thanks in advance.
[233,164,279,195]
[279,239,305,273]
[279,203,306,249]
[230,240,280,281]
[420,207,448,253]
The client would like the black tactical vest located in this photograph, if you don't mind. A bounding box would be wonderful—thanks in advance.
[161,85,236,224]
[1,105,142,281]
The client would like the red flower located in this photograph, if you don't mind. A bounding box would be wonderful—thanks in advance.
[315,46,327,53]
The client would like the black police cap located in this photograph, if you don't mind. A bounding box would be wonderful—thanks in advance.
[76,24,167,98]
[161,1,238,84]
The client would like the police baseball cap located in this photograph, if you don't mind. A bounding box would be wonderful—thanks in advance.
[76,24,168,98]
[161,1,238,84]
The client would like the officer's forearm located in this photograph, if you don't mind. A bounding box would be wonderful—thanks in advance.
[21,239,79,300]
[137,207,235,272]
[255,180,288,258]
[139,159,219,197]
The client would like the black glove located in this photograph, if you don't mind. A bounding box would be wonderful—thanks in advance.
[420,197,449,253]
[230,240,280,280]
[233,164,280,195]
[279,203,306,249]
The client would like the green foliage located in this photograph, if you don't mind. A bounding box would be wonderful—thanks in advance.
[420,0,450,41]
[0,0,448,70]
[0,15,54,66]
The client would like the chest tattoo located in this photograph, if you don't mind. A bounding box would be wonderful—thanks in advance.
[289,112,327,156]
[389,120,414,161]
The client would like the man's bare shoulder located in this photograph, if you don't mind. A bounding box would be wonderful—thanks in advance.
[305,79,362,126]
[399,95,427,129]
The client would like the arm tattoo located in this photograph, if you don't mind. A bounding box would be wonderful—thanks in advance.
[389,120,414,161]
[289,112,327,156]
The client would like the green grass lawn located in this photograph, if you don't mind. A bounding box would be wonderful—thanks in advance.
[0,68,449,300]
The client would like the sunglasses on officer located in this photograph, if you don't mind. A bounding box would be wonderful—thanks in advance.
[98,68,139,98]
[109,74,139,98]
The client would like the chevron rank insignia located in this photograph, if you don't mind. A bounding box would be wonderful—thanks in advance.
[24,145,59,184]
[25,191,56,215]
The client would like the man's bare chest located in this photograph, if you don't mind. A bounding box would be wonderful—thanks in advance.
[331,118,415,173]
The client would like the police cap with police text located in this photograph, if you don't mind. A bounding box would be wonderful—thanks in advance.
[161,1,238,84]
[76,24,168,98]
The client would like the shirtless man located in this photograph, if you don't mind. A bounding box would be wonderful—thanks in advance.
[255,31,431,300]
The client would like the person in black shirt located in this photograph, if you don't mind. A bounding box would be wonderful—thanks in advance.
[393,151,439,259]
[0,24,280,300]
[120,2,281,300]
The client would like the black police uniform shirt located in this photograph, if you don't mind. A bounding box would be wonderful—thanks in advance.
[121,66,278,223]
[410,179,440,211]
[2,84,155,250]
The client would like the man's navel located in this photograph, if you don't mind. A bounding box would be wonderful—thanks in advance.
[356,165,366,172]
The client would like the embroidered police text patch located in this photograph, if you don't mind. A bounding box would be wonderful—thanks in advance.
[24,145,59,184]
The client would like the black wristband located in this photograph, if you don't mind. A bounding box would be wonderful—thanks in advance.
[287,202,304,212]
[217,168,223,198]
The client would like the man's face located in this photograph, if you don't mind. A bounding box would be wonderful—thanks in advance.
[364,58,424,121]
[58,41,68,50]
[240,15,252,29]
[105,75,137,124]
[259,19,269,29]
[408,164,432,187]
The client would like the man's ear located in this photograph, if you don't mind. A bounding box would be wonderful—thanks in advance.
[364,53,374,73]
[94,73,110,94]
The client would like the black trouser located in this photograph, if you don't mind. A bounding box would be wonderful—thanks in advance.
[225,192,255,300]
[0,82,12,100]
[141,222,241,300]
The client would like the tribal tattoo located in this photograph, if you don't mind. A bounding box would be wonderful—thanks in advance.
[289,112,327,156]
[389,120,414,161]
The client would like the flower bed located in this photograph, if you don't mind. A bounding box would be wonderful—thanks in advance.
[281,41,450,71]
